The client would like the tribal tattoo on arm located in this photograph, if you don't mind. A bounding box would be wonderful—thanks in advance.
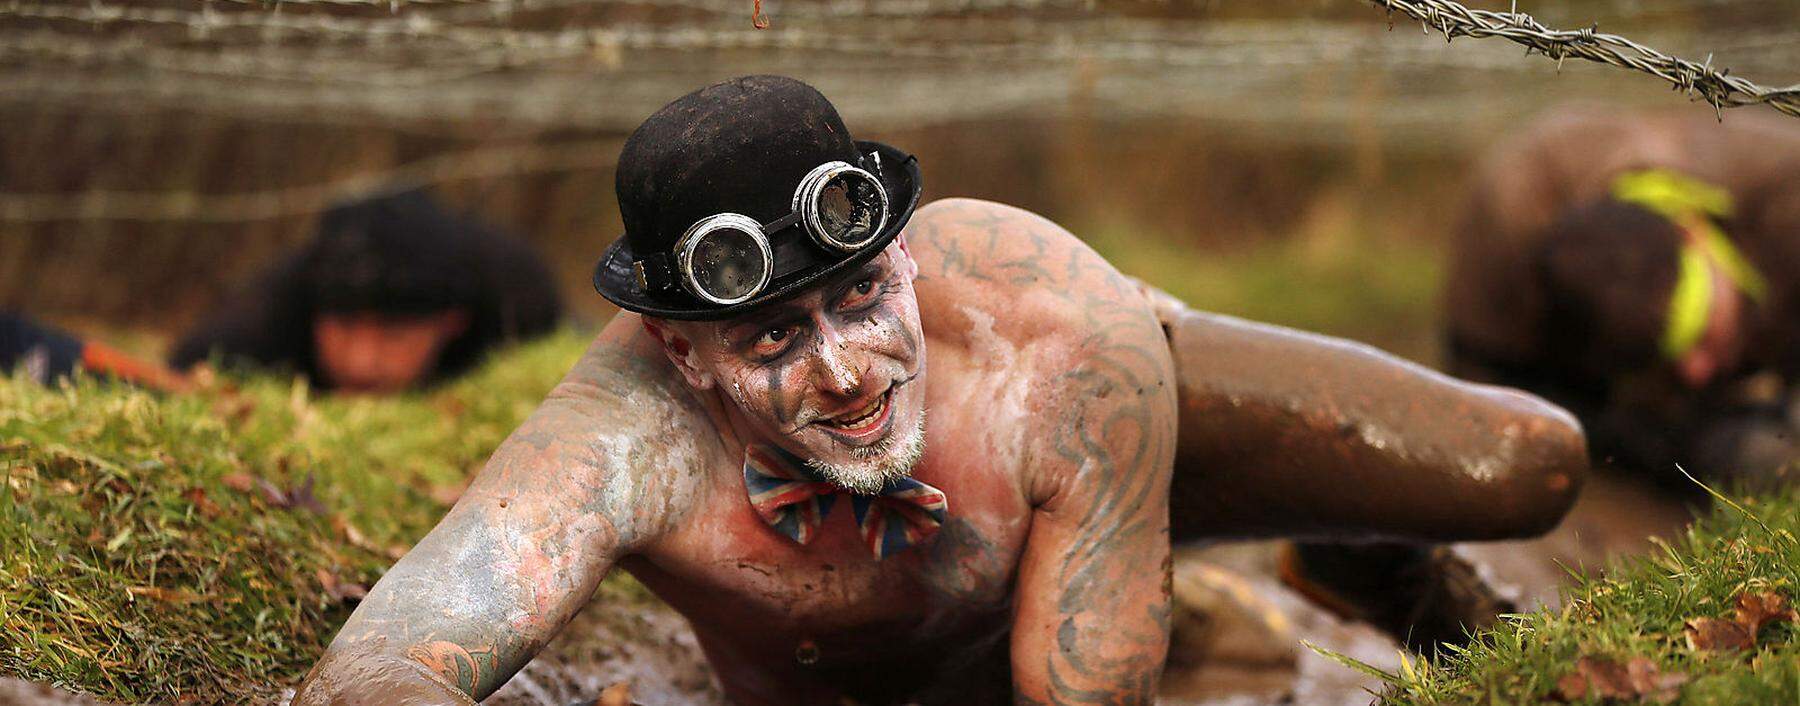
[914,199,1178,705]
[293,331,710,704]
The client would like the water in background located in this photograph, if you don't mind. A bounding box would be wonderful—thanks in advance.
[1,0,1795,360]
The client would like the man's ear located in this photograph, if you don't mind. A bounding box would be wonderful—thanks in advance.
[893,233,919,282]
[641,317,716,390]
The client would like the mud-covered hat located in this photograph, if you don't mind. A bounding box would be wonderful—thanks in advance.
[593,75,922,320]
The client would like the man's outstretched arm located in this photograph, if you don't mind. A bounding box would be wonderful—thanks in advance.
[293,330,707,704]
[1002,215,1180,706]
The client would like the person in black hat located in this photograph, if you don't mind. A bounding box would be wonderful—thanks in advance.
[169,188,562,394]
[294,76,1585,705]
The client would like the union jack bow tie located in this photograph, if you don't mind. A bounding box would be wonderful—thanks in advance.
[743,444,948,559]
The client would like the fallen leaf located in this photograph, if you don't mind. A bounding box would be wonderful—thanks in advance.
[597,682,632,706]
[258,473,326,514]
[433,395,468,419]
[128,586,203,604]
[1732,591,1796,635]
[1555,672,1588,700]
[182,487,222,519]
[1685,617,1754,651]
[330,514,387,556]
[220,473,254,493]
[1555,655,1685,703]
[315,568,368,602]
[1684,590,1796,651]
[210,394,256,426]
[1625,657,1686,703]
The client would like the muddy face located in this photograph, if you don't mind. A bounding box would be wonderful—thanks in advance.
[656,242,928,493]
[312,310,469,394]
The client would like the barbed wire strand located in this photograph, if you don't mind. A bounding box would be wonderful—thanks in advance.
[1364,0,1800,118]
[2,0,1796,223]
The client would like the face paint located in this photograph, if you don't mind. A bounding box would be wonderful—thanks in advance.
[669,244,930,491]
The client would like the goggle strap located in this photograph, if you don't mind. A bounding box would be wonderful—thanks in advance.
[633,252,679,293]
[765,211,803,234]
[771,229,825,280]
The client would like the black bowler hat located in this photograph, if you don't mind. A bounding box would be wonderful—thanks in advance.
[592,75,922,320]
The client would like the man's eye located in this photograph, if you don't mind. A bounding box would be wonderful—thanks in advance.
[842,278,878,307]
[752,327,793,355]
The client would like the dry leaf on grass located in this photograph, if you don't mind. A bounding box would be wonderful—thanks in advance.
[1555,656,1686,703]
[1685,590,1795,651]
[1732,591,1796,634]
[226,472,326,514]
[181,487,222,519]
[210,394,257,426]
[315,568,368,602]
[1684,617,1754,651]
[596,682,632,706]
[127,585,204,604]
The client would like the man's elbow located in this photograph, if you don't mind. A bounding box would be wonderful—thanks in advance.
[292,638,478,706]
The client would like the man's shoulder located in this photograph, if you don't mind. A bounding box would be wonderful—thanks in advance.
[906,198,1090,286]
[522,320,724,476]
[905,196,1166,388]
[906,198,1136,338]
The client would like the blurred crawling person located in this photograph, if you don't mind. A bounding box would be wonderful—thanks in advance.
[1445,108,1800,491]
[293,76,1586,706]
[1,313,190,391]
[169,189,562,394]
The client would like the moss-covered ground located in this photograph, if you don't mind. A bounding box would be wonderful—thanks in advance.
[2,237,1794,704]
[1321,485,1799,705]
[0,330,639,702]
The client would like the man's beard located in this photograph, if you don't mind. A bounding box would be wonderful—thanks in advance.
[806,410,927,495]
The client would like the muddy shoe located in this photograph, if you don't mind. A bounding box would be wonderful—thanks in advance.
[1278,541,1514,655]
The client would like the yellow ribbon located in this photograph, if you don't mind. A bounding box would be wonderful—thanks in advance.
[1609,169,1767,361]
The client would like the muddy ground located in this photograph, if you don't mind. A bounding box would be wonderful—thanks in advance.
[486,472,1695,706]
[4,473,1691,706]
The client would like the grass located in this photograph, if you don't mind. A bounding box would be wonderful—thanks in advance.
[3,237,1793,704]
[1318,482,1800,705]
[0,329,639,702]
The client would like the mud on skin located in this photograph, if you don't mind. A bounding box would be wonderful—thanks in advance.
[294,198,1585,706]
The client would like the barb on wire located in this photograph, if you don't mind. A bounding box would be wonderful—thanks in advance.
[1363,0,1800,119]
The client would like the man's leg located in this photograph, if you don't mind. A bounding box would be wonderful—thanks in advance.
[1144,295,1584,543]
[1138,286,1583,651]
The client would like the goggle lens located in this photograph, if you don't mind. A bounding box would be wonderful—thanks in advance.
[817,171,884,248]
[689,225,768,303]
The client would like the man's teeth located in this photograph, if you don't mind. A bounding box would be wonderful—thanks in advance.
[824,393,886,429]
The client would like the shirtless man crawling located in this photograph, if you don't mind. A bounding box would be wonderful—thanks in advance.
[294,76,1587,706]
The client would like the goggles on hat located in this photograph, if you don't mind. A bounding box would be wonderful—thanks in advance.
[632,156,890,306]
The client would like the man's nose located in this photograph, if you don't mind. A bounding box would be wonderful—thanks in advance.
[810,323,863,397]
